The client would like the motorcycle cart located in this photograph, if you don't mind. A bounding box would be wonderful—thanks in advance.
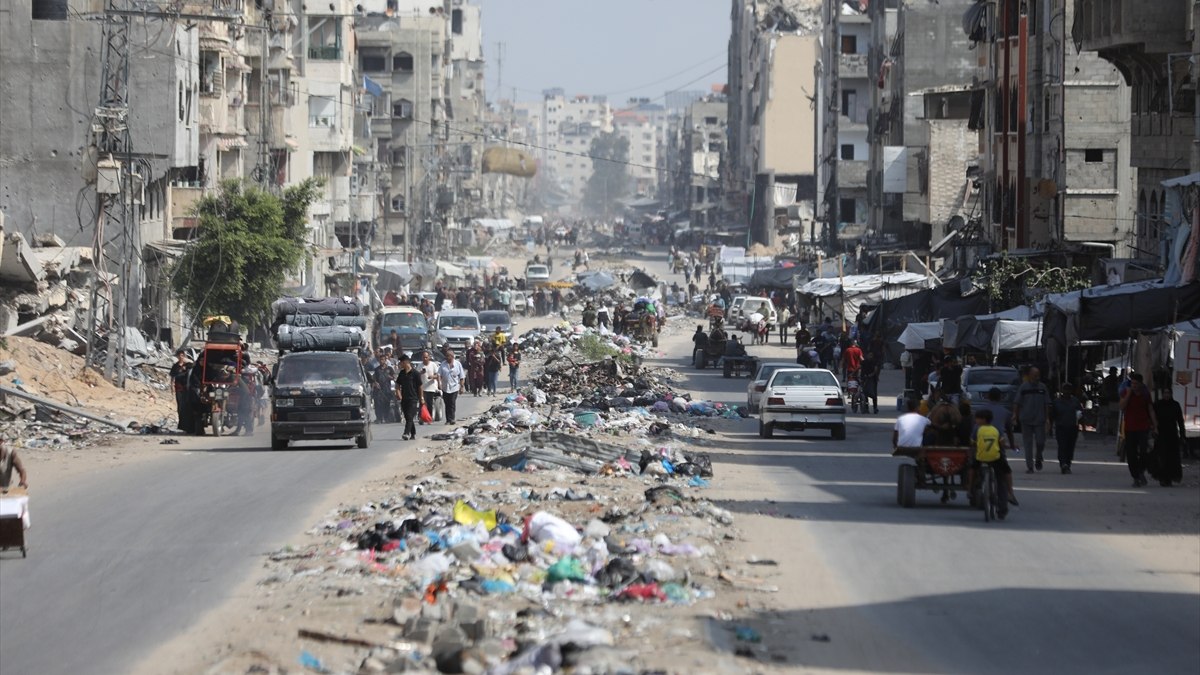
[630,312,659,347]
[892,445,972,508]
[195,339,243,437]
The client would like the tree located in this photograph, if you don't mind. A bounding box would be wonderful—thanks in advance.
[172,179,321,328]
[971,254,1091,312]
[582,131,630,216]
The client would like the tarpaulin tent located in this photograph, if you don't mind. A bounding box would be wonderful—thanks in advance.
[898,322,943,350]
[799,273,938,325]
[749,267,799,290]
[866,282,991,364]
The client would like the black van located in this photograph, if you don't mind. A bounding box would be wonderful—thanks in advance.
[270,351,371,450]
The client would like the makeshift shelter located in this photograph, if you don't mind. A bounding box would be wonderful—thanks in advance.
[363,260,438,290]
[799,273,937,325]
[897,322,943,350]
[866,282,991,364]
[749,267,800,290]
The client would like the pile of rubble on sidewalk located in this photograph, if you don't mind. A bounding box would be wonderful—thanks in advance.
[242,325,773,674]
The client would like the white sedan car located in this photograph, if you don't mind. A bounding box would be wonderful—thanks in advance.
[759,368,847,440]
[746,361,799,414]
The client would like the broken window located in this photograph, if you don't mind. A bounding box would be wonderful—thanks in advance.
[391,195,406,213]
[393,52,414,73]
[1085,148,1104,163]
[312,151,337,178]
[392,99,413,119]
[307,17,342,60]
[841,144,856,160]
[840,35,858,54]
[839,199,856,223]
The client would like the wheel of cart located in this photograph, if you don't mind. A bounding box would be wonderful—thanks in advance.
[892,446,972,509]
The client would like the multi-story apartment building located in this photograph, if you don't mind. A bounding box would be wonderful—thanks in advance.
[516,93,613,206]
[613,111,660,199]
[729,1,819,245]
[969,0,1135,255]
[683,98,728,229]
[1073,0,1193,262]
[836,8,873,236]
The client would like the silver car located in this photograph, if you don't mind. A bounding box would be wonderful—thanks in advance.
[478,310,516,339]
[747,362,799,414]
[759,368,847,440]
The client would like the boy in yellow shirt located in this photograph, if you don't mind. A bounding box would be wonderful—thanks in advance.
[972,408,1018,518]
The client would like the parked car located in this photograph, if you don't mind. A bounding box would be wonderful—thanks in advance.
[746,362,799,414]
[759,368,846,440]
[962,366,1022,404]
[478,310,516,340]
[434,309,481,353]
[725,295,748,324]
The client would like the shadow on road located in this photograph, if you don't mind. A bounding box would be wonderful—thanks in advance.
[709,588,1200,674]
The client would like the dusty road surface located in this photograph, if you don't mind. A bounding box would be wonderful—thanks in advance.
[2,248,1197,675]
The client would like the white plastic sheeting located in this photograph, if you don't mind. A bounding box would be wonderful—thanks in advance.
[800,273,937,322]
[898,322,943,349]
[991,320,1042,353]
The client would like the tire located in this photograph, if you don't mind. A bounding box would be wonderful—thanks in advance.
[356,427,370,449]
[271,433,287,451]
[723,361,732,378]
[982,468,995,523]
[211,410,222,437]
[898,464,917,507]
[831,424,846,441]
[759,420,773,439]
[692,349,703,369]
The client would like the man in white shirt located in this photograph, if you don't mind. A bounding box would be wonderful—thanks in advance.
[438,349,466,424]
[419,351,441,423]
[893,398,931,449]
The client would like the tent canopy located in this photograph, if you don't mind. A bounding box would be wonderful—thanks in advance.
[898,322,942,350]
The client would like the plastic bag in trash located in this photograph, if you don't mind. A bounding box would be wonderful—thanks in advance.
[546,556,589,583]
[453,500,497,531]
[525,511,582,551]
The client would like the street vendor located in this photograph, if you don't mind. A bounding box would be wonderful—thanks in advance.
[0,440,29,490]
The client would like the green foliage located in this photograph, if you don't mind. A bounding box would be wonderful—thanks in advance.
[582,131,630,216]
[972,254,1091,310]
[171,179,321,327]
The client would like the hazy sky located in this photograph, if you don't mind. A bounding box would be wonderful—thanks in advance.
[481,0,731,103]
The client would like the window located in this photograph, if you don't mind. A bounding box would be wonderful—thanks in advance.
[391,196,406,213]
[1085,148,1105,162]
[451,8,463,35]
[839,199,857,222]
[308,95,337,127]
[361,54,387,72]
[32,0,67,20]
[841,144,855,160]
[704,116,719,126]
[840,35,858,54]
[312,151,337,178]
[841,90,857,119]
[393,52,414,73]
[392,99,413,119]
[390,148,406,166]
[178,82,185,122]
[199,50,221,95]
[307,17,342,60]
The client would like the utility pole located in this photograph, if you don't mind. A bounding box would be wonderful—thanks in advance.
[84,1,244,385]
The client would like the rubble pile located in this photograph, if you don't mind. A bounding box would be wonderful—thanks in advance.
[0,231,94,351]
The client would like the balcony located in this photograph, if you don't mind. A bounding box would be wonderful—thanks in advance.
[1074,0,1189,62]
[308,46,342,61]
[839,160,868,188]
[839,53,869,79]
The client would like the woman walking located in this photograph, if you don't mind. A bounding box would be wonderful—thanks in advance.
[484,345,503,396]
[507,345,522,393]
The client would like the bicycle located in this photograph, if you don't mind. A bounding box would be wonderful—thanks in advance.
[978,463,1007,522]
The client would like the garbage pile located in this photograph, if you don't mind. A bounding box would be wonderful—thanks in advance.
[263,459,737,674]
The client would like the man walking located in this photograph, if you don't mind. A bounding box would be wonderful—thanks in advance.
[394,353,424,440]
[1120,372,1157,486]
[419,351,441,423]
[1014,367,1052,472]
[438,349,466,425]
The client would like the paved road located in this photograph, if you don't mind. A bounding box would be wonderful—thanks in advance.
[639,256,1200,672]
[0,348,540,675]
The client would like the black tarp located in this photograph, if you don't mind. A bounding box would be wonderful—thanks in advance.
[276,325,365,352]
[271,297,362,321]
[285,314,369,329]
[947,316,999,352]
[628,271,657,290]
[749,267,800,290]
[1078,282,1200,341]
[867,283,991,364]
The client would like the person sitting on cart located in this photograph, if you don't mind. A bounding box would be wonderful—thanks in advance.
[725,335,746,358]
[709,319,728,345]
[969,408,1018,511]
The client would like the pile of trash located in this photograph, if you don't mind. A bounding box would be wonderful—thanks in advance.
[264,461,736,674]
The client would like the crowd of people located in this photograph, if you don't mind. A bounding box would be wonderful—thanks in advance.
[361,333,522,441]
